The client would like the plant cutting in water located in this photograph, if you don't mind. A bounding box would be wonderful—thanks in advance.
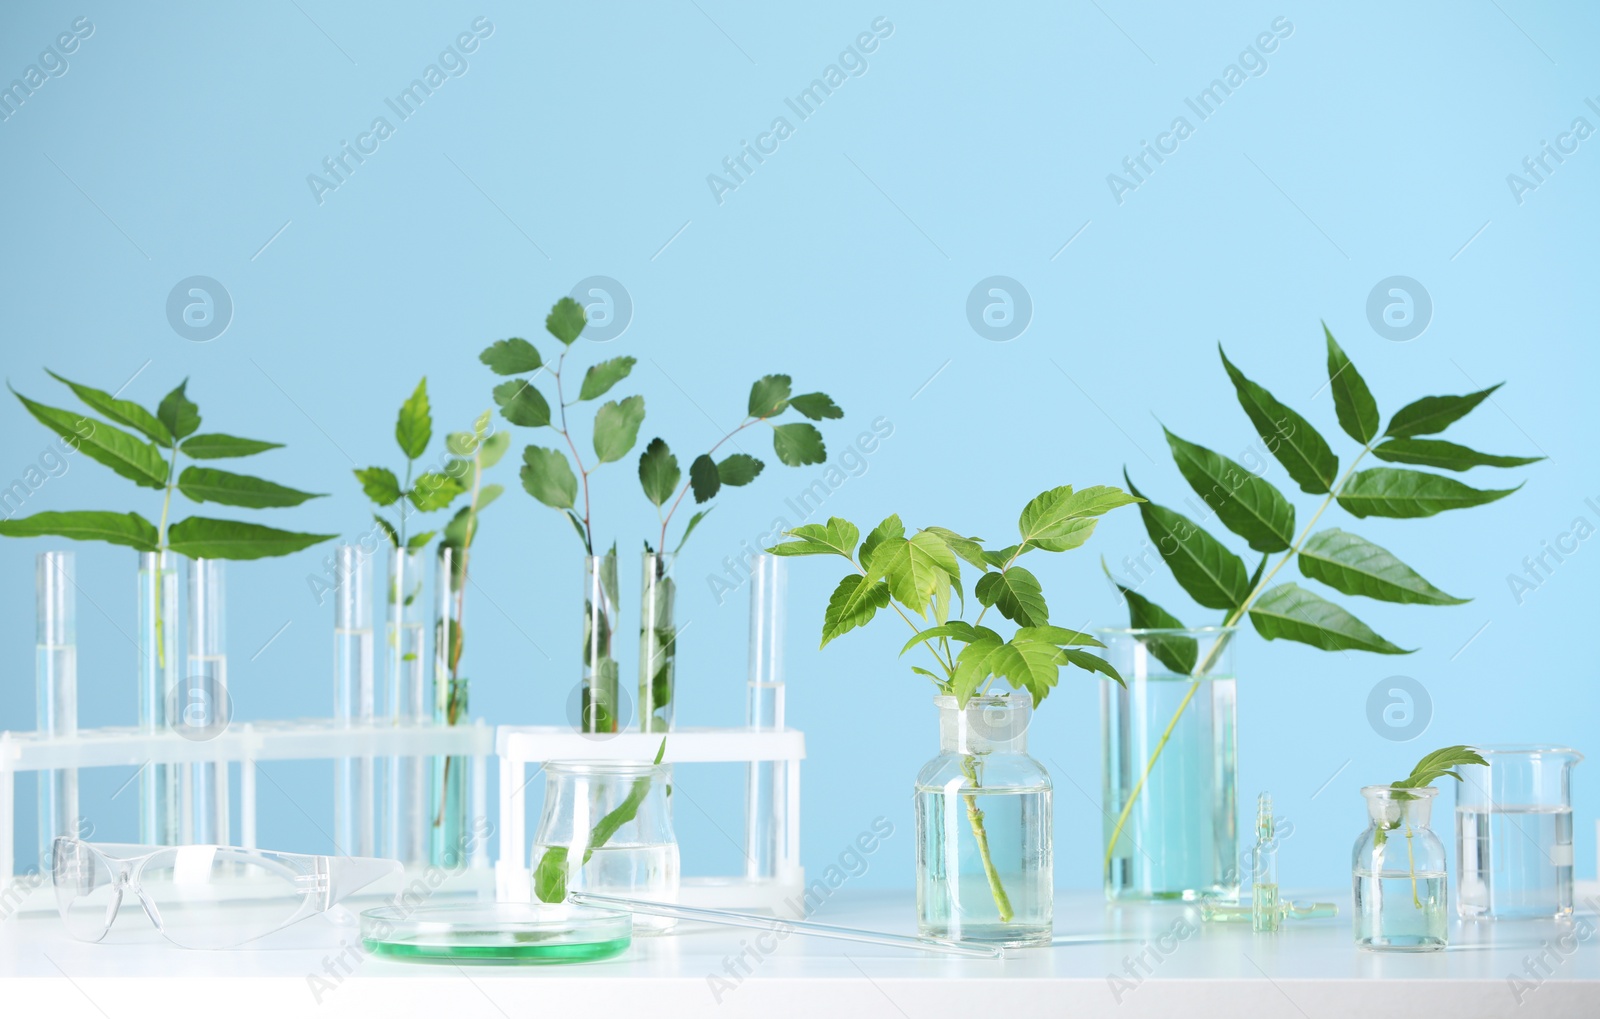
[1374,745,1486,906]
[768,484,1139,921]
[1102,327,1539,875]
[483,296,842,731]
[533,737,667,903]
[353,380,507,828]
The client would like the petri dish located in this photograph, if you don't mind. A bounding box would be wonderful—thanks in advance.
[361,902,632,963]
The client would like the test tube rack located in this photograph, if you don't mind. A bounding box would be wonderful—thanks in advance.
[0,719,495,909]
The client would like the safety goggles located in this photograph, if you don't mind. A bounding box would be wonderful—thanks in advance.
[51,838,400,949]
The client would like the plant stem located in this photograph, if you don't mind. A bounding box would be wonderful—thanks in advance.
[155,440,180,670]
[552,355,595,554]
[658,417,761,553]
[960,755,1013,923]
[1102,444,1373,876]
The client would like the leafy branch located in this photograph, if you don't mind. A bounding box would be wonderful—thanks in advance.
[0,372,333,560]
[769,484,1139,922]
[1102,326,1538,877]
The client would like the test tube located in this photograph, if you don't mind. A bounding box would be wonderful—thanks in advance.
[36,551,78,869]
[184,557,230,845]
[384,547,429,865]
[744,554,787,880]
[138,550,180,844]
[334,545,376,857]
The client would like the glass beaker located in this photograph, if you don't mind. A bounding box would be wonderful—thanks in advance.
[531,761,679,933]
[1099,627,1238,901]
[915,694,1052,947]
[1352,785,1448,951]
[1456,745,1582,920]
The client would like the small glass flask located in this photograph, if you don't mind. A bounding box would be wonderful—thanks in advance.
[915,694,1052,947]
[1353,785,1447,951]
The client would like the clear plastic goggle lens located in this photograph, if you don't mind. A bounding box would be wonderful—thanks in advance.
[52,839,120,943]
[135,846,311,948]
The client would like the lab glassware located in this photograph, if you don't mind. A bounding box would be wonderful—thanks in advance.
[384,546,428,865]
[333,544,377,857]
[137,550,180,845]
[637,550,676,732]
[1352,785,1447,952]
[1457,745,1582,920]
[36,551,79,870]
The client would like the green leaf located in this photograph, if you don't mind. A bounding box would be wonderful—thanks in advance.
[788,392,843,420]
[1324,325,1380,445]
[157,381,201,441]
[545,297,586,345]
[1163,428,1295,553]
[1337,468,1520,519]
[1018,485,1138,553]
[354,467,402,506]
[408,472,467,512]
[673,508,712,555]
[990,638,1065,704]
[178,467,324,508]
[167,517,335,560]
[12,388,167,488]
[899,621,985,657]
[975,566,1049,626]
[478,431,511,468]
[1298,528,1466,606]
[772,422,826,466]
[1385,385,1501,439]
[532,845,568,903]
[909,666,946,685]
[1371,438,1543,472]
[493,379,552,429]
[748,374,792,417]
[45,370,170,444]
[858,515,904,568]
[1396,746,1488,790]
[981,545,1021,569]
[1219,346,1339,494]
[520,446,578,509]
[951,635,1006,705]
[1016,625,1104,647]
[638,438,680,506]
[578,356,636,401]
[1126,471,1250,611]
[820,574,891,647]
[924,526,988,571]
[1102,559,1198,675]
[181,433,282,459]
[479,338,543,375]
[372,514,399,547]
[564,509,588,546]
[1248,582,1410,654]
[868,531,959,615]
[717,453,763,486]
[769,517,860,558]
[0,510,158,551]
[1060,648,1125,687]
[688,453,719,503]
[405,529,436,551]
[592,395,645,463]
[396,378,431,459]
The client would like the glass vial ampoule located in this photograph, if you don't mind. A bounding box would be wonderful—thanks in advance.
[1252,792,1279,933]
[36,551,78,869]
[745,554,788,881]
[138,550,180,844]
[184,557,230,845]
[384,546,428,865]
[333,544,376,857]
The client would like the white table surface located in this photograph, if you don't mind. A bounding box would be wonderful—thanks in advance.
[2,888,1598,1018]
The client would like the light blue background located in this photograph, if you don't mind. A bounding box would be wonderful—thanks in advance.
[2,2,1595,896]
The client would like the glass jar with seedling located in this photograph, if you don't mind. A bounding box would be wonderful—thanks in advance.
[1353,746,1485,951]
[770,484,1139,946]
[1103,326,1539,901]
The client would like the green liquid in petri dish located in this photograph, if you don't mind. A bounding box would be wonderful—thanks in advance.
[364,934,630,963]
